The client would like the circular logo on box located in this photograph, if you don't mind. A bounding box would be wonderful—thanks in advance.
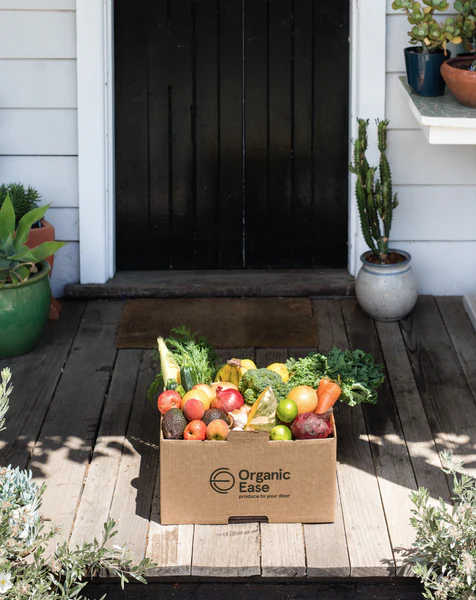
[210,467,235,494]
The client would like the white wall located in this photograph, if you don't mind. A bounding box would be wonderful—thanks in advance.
[0,0,79,297]
[385,5,476,295]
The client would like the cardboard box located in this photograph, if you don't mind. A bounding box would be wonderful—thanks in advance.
[159,416,336,525]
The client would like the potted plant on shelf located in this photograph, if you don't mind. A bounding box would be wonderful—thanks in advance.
[0,195,65,358]
[441,0,476,107]
[349,119,418,322]
[392,0,462,96]
[0,183,62,320]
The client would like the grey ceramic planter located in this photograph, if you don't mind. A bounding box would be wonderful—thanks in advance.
[355,250,418,322]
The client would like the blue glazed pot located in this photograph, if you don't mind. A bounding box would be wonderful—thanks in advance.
[404,47,451,97]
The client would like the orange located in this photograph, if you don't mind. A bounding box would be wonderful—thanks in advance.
[182,388,211,411]
[287,385,318,415]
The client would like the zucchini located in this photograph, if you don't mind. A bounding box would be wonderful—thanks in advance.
[180,365,199,392]
[166,379,178,391]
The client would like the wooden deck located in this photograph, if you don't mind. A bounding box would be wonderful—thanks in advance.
[1,297,475,580]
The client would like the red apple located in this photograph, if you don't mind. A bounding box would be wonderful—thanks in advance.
[206,419,229,441]
[183,420,207,441]
[183,398,205,421]
[157,390,182,414]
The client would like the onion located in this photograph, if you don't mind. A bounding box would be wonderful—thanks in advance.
[211,387,244,414]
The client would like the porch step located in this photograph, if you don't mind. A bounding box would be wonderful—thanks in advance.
[65,269,355,299]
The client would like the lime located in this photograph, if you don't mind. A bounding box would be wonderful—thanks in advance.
[270,425,292,441]
[276,398,299,423]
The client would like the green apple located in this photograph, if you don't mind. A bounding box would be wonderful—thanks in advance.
[270,424,292,441]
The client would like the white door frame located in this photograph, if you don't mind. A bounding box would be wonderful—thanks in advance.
[76,0,386,283]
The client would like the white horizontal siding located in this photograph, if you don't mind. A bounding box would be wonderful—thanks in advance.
[51,241,79,297]
[0,11,76,59]
[47,207,78,241]
[0,60,77,108]
[0,157,78,207]
[385,10,476,296]
[0,109,77,155]
[0,1,75,8]
[0,4,79,295]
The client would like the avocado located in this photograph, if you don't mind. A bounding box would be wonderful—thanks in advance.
[162,408,187,439]
[202,408,230,427]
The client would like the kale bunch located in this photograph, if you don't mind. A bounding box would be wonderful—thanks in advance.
[285,353,328,388]
[239,368,290,405]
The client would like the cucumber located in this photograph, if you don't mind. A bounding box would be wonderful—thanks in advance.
[166,379,178,391]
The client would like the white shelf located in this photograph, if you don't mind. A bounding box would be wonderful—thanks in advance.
[398,76,476,144]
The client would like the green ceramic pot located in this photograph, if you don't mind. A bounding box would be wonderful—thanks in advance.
[0,261,51,358]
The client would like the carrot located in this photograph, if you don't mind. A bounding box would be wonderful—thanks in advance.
[316,381,341,415]
[317,378,330,397]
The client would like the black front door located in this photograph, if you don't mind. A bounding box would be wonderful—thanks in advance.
[115,0,349,270]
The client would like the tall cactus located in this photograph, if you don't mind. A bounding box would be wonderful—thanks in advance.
[349,119,399,264]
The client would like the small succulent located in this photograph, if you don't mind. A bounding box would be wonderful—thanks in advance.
[0,368,12,433]
[455,0,476,68]
[0,184,41,225]
[0,194,65,288]
[392,0,462,53]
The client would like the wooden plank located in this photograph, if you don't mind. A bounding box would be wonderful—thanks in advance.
[191,523,261,577]
[292,0,314,267]
[0,157,79,208]
[312,1,349,268]
[69,349,142,547]
[29,301,123,549]
[401,296,476,476]
[0,0,75,8]
[0,60,77,109]
[0,301,86,468]
[194,0,220,268]
[341,300,418,575]
[0,109,78,156]
[147,0,172,269]
[260,523,306,578]
[244,0,268,267]
[313,299,395,577]
[0,10,76,59]
[437,297,476,401]
[168,0,195,268]
[106,351,161,564]
[375,319,451,504]
[218,0,243,268]
[255,348,307,578]
[114,0,149,269]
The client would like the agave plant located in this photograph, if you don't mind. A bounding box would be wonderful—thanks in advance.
[0,194,65,288]
[392,0,463,53]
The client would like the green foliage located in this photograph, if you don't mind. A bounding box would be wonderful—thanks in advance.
[239,369,290,405]
[455,0,476,65]
[349,119,399,264]
[285,349,385,407]
[0,368,12,433]
[410,452,476,599]
[0,195,65,288]
[0,184,41,224]
[0,369,155,599]
[147,326,219,402]
[392,0,462,53]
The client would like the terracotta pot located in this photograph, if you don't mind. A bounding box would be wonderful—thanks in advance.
[25,218,62,320]
[26,218,55,271]
[441,57,476,108]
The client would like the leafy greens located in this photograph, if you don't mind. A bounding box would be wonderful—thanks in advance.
[286,348,384,407]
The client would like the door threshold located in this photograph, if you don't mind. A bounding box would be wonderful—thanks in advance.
[64,269,355,299]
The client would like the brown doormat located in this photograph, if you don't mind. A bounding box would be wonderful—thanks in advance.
[117,298,318,349]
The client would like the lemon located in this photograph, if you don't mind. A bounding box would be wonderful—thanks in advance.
[266,363,289,382]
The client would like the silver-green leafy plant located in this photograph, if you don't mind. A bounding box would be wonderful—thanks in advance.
[410,451,476,599]
[392,0,463,53]
[349,119,399,264]
[0,369,156,598]
[0,194,65,288]
[455,0,476,69]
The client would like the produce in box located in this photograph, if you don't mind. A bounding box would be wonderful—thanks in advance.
[150,326,385,442]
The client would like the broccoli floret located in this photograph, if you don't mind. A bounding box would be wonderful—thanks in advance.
[239,369,289,405]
